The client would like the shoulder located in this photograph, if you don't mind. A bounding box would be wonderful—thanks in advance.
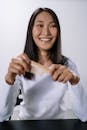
[62,56,76,68]
[66,58,80,75]
[67,58,77,69]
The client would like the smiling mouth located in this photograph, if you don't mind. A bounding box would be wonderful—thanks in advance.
[39,38,52,42]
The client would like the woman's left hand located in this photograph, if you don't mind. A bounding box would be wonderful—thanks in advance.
[49,64,80,85]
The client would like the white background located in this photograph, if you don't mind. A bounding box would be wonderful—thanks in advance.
[0,0,87,91]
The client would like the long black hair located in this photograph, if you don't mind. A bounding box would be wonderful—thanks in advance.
[24,8,68,79]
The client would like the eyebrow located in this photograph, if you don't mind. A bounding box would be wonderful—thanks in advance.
[35,20,55,24]
[35,20,43,23]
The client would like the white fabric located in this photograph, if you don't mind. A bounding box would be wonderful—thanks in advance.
[0,59,87,122]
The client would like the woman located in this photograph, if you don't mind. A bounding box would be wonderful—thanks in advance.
[0,8,87,122]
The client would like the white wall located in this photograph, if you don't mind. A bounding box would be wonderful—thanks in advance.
[0,0,87,90]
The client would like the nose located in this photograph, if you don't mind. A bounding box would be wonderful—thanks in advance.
[42,26,51,36]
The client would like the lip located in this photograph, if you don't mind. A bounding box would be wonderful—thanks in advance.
[39,37,52,42]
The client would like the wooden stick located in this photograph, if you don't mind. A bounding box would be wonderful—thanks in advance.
[31,60,49,74]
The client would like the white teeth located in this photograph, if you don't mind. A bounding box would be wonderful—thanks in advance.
[40,38,51,42]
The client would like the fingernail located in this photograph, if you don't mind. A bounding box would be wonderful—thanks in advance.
[16,57,22,61]
[49,65,53,69]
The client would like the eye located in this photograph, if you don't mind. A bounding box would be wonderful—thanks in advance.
[50,24,57,28]
[36,24,43,28]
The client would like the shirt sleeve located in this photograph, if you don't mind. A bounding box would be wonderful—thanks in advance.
[0,76,22,122]
[67,59,87,122]
[69,82,87,122]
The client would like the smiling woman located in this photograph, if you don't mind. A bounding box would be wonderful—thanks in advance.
[0,7,87,122]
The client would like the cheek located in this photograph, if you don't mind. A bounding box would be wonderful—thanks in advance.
[32,28,40,37]
[51,29,58,38]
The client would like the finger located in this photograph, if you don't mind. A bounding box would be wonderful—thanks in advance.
[17,53,30,64]
[9,64,23,76]
[58,65,67,73]
[52,70,59,81]
[18,54,31,72]
[57,73,66,82]
[62,73,72,83]
[62,76,70,83]
[9,67,22,75]
[10,62,25,74]
[12,57,30,72]
[52,69,63,81]
[49,64,61,75]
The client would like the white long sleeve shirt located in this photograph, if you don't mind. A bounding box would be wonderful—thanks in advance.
[0,59,87,122]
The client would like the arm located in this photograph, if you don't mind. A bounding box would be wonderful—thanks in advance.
[0,53,30,122]
[0,76,21,122]
[69,82,87,122]
[67,59,87,122]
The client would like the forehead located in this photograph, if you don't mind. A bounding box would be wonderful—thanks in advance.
[34,11,54,22]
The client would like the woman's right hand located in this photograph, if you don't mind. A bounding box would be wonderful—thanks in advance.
[5,53,31,85]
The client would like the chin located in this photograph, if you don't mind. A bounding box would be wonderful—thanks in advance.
[40,46,52,51]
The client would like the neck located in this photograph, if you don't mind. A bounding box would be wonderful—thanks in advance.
[38,50,52,67]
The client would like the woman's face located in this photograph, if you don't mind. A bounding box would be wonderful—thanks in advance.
[32,11,58,51]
